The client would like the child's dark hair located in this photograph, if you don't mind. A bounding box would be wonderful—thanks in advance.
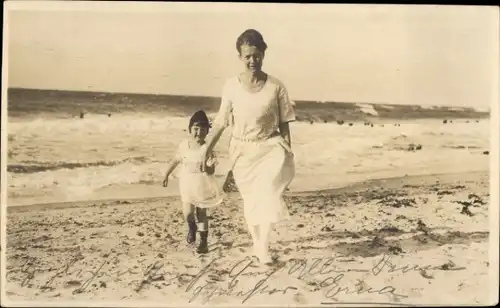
[189,110,211,133]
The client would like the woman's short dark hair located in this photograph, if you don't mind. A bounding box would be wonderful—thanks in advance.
[236,29,268,54]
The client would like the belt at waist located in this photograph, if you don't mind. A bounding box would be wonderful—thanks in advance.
[231,131,281,142]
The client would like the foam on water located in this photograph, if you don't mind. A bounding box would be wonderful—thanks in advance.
[6,114,490,205]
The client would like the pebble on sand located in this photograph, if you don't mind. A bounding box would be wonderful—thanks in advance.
[407,143,423,151]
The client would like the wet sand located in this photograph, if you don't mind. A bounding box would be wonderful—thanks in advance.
[4,170,492,306]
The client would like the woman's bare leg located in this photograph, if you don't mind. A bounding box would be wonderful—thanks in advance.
[257,222,272,263]
[246,219,260,257]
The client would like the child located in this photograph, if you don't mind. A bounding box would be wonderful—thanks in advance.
[163,110,222,254]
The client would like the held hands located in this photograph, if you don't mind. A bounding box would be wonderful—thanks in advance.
[200,149,214,173]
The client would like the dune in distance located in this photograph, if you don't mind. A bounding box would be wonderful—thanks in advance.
[7,88,490,122]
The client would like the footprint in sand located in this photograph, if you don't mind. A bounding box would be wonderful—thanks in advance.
[64,280,82,288]
[293,292,307,304]
[320,225,334,232]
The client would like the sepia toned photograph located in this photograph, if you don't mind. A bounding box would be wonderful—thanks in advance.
[1,1,499,307]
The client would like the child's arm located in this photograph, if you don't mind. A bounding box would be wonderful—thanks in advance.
[163,142,183,187]
[165,158,180,178]
[163,157,180,187]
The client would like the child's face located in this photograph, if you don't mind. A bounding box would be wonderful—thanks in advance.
[190,123,208,141]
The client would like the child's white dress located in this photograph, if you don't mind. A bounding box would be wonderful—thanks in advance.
[176,140,224,208]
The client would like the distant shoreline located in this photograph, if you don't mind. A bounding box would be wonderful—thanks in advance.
[7,87,490,122]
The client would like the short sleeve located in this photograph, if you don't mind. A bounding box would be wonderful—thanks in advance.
[277,84,296,124]
[213,81,234,128]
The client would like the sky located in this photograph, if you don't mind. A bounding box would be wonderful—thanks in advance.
[4,2,499,108]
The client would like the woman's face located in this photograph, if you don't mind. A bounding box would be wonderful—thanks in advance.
[239,44,264,73]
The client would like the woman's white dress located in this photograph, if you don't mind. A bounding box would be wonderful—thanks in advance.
[213,75,296,226]
[176,140,223,208]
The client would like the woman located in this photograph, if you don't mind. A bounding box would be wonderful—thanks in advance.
[201,29,296,264]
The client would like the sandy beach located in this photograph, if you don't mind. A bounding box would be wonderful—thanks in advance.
[4,5,498,306]
[4,170,492,306]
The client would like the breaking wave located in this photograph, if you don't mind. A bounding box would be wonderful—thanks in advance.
[8,156,153,174]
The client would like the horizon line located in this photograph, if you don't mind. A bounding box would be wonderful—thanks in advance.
[6,87,490,112]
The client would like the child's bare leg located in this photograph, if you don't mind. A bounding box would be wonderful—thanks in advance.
[182,203,197,244]
[196,207,209,254]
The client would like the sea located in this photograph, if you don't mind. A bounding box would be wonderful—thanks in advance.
[5,88,491,206]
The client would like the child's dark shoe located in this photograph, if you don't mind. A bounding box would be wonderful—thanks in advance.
[196,231,209,254]
[187,222,197,244]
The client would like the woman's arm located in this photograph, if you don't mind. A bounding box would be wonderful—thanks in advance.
[205,125,225,155]
[202,80,232,172]
[279,122,292,148]
[201,125,225,172]
[276,82,295,149]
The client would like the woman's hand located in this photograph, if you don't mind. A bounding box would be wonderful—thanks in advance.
[162,176,169,187]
